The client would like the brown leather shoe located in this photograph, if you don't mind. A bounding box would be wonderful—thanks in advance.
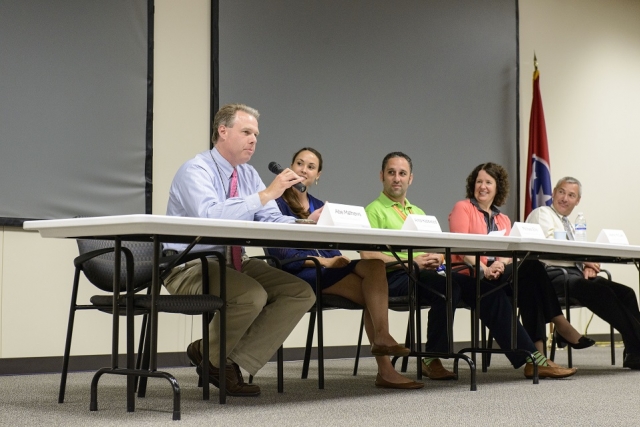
[375,374,424,389]
[186,339,203,367]
[524,363,577,379]
[421,358,457,380]
[187,339,260,396]
[371,343,411,357]
[196,362,261,396]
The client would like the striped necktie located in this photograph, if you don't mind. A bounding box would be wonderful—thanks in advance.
[561,216,575,240]
[562,215,583,271]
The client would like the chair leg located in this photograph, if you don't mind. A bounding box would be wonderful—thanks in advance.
[565,305,573,368]
[550,332,557,361]
[137,313,153,398]
[610,325,616,365]
[135,314,148,370]
[59,270,81,404]
[480,321,489,372]
[469,309,476,367]
[301,311,316,380]
[415,306,423,376]
[317,304,325,389]
[353,310,365,376]
[133,313,148,392]
[59,309,76,404]
[485,326,493,369]
[201,312,211,400]
[250,345,283,390]
[277,345,284,393]
[400,319,411,373]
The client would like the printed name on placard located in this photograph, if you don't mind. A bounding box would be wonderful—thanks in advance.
[317,202,371,228]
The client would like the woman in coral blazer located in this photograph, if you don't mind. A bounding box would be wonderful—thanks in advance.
[449,162,594,354]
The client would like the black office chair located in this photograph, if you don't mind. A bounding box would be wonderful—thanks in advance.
[60,240,146,404]
[548,266,616,368]
[352,261,475,376]
[352,295,419,376]
[296,257,364,389]
[59,239,225,420]
[260,252,363,389]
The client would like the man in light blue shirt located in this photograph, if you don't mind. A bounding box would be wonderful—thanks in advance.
[164,104,317,396]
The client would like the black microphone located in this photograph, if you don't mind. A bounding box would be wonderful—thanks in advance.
[268,161,307,192]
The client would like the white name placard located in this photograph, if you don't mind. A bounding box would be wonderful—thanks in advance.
[596,229,629,245]
[316,202,371,228]
[510,222,545,239]
[401,214,442,232]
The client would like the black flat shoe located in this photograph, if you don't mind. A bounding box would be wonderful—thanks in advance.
[555,331,596,349]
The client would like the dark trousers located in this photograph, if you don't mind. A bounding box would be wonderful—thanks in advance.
[387,269,536,368]
[487,260,562,343]
[547,267,640,353]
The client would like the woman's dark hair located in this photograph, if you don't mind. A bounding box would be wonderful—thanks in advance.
[282,147,323,218]
[465,162,510,207]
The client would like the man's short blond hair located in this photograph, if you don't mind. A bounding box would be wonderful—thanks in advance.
[212,103,260,144]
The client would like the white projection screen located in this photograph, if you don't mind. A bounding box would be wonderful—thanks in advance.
[217,0,519,228]
[0,0,150,226]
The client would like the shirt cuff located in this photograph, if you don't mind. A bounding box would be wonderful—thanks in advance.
[246,193,262,211]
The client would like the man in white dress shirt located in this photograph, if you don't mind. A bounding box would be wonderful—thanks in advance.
[526,176,640,369]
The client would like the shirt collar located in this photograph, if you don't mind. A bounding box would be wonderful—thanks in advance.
[469,197,501,216]
[376,192,416,210]
[211,147,234,179]
[549,204,567,220]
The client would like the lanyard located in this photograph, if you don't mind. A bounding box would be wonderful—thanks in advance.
[392,204,413,221]
[210,150,231,198]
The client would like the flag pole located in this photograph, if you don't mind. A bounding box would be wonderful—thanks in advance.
[524,53,552,219]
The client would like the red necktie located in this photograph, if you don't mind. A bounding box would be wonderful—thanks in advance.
[229,169,243,271]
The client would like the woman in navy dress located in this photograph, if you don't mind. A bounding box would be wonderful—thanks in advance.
[267,147,422,389]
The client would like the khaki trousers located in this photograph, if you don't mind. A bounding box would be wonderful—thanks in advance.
[164,258,315,375]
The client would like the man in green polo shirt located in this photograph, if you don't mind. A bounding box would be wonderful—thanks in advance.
[360,152,577,380]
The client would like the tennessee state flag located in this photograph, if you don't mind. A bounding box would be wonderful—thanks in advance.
[524,61,552,218]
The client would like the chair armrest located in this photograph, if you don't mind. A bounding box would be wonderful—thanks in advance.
[385,259,420,275]
[75,246,136,293]
[280,256,321,268]
[160,250,225,296]
[451,261,475,276]
[384,259,451,301]
[160,250,224,275]
[261,255,323,271]
[74,247,118,268]
[545,265,571,305]
[600,268,612,280]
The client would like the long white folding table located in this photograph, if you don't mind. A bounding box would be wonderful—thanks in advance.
[24,214,517,415]
[31,217,640,400]
[454,236,640,374]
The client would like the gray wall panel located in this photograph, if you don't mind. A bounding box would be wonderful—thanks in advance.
[0,0,148,223]
[219,0,518,228]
